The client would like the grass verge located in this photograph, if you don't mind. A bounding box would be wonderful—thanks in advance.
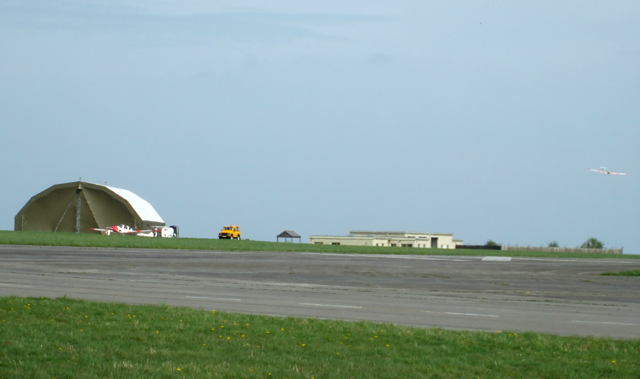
[1,230,637,259]
[601,270,640,277]
[1,296,638,378]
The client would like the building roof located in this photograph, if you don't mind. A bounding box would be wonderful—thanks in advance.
[310,235,421,241]
[349,231,453,237]
[277,230,301,238]
[105,185,163,223]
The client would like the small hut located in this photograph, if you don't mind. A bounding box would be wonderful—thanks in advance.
[277,230,301,243]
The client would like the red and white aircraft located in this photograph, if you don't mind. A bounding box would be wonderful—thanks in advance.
[91,224,152,236]
[91,225,178,238]
[589,167,627,176]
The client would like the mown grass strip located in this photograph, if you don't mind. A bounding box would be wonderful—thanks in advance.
[1,296,638,378]
[602,270,640,277]
[1,230,637,259]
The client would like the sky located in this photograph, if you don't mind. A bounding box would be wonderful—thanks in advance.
[1,1,638,253]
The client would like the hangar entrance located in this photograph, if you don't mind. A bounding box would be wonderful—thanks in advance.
[431,237,438,249]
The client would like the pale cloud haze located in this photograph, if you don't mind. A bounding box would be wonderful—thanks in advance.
[1,1,638,252]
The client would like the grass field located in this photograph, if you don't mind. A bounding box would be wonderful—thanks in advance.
[602,270,640,277]
[1,296,638,378]
[1,230,637,259]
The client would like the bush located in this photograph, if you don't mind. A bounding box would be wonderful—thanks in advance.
[581,238,604,249]
[485,240,500,247]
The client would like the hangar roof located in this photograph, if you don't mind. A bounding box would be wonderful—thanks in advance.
[105,185,163,223]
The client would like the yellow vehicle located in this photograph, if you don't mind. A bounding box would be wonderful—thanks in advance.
[218,225,241,240]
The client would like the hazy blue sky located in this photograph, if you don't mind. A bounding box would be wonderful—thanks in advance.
[1,1,638,252]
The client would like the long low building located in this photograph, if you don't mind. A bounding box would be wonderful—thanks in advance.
[309,231,463,249]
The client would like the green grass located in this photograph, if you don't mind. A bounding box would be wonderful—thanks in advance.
[1,230,637,259]
[1,296,638,378]
[602,270,640,277]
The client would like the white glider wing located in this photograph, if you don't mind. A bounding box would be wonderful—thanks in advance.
[590,168,627,175]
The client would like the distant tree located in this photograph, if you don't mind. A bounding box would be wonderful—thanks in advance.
[548,241,559,248]
[581,238,604,249]
[485,240,500,247]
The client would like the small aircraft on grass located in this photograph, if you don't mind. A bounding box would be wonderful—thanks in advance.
[589,167,627,176]
[91,224,178,238]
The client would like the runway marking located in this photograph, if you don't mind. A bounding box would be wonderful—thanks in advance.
[215,279,344,290]
[571,320,637,326]
[299,303,362,309]
[302,253,470,262]
[186,296,241,302]
[0,283,33,288]
[423,310,499,318]
[62,269,99,273]
[482,257,512,262]
[513,257,640,264]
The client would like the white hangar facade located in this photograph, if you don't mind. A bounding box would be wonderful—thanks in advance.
[309,231,463,249]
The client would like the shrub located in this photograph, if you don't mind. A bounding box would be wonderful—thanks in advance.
[581,238,604,249]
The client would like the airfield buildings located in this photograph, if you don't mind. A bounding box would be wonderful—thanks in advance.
[309,231,463,249]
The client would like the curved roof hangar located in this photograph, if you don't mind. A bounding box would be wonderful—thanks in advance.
[15,181,165,233]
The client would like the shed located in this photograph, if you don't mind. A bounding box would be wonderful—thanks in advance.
[15,181,165,233]
[277,230,301,243]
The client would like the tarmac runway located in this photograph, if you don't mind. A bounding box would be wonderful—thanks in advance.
[1,245,639,339]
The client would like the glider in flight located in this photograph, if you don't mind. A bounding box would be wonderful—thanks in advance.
[589,167,627,176]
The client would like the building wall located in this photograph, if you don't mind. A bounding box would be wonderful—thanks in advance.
[309,232,462,249]
[310,236,374,246]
